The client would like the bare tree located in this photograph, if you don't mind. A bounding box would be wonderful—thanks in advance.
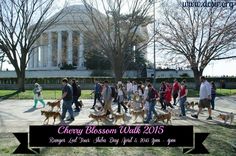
[0,0,65,91]
[156,0,236,88]
[75,0,154,81]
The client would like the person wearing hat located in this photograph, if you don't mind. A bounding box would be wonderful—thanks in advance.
[33,83,45,108]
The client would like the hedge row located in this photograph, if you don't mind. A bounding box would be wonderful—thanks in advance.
[0,77,235,85]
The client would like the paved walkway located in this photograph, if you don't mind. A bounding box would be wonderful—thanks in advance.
[0,96,236,133]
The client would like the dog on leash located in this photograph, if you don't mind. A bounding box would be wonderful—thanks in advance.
[47,100,61,111]
[126,101,143,113]
[41,110,61,125]
[131,109,145,122]
[113,113,126,124]
[167,108,180,117]
[218,112,234,125]
[88,113,107,124]
[155,112,172,124]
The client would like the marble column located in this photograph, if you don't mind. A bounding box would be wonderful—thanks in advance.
[47,31,52,67]
[78,32,84,69]
[39,35,44,68]
[29,50,34,69]
[67,30,73,65]
[33,47,38,68]
[57,31,62,67]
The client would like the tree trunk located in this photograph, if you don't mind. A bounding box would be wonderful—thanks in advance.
[113,66,123,82]
[111,58,124,82]
[192,68,202,90]
[16,70,26,92]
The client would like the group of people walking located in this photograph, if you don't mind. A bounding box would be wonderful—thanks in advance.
[90,79,158,122]
[33,76,217,123]
[33,78,81,122]
[89,79,186,122]
[90,76,217,122]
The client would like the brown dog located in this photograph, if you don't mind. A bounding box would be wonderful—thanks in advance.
[155,112,171,124]
[131,109,145,122]
[41,110,61,125]
[88,113,107,124]
[167,108,179,117]
[126,101,143,113]
[113,113,126,124]
[47,100,61,111]
[218,113,234,125]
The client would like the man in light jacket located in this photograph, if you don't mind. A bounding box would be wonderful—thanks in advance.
[192,76,212,120]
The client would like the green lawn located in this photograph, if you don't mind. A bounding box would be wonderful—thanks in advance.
[0,90,93,100]
[180,89,236,97]
[216,89,236,96]
[0,89,236,100]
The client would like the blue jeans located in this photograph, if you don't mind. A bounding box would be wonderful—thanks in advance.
[73,96,80,111]
[146,101,157,122]
[160,95,165,109]
[127,91,132,101]
[61,100,74,120]
[211,94,216,110]
[180,96,187,116]
[93,93,103,107]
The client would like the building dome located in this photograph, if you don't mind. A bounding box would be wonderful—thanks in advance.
[28,5,148,72]
[28,5,90,70]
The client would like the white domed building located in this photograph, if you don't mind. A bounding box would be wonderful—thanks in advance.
[27,5,149,77]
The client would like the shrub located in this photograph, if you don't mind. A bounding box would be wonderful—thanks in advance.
[179,73,190,78]
[60,63,76,70]
[1,77,236,87]
[90,70,112,77]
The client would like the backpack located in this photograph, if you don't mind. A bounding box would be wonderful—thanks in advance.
[122,88,127,99]
[77,85,81,97]
[99,84,103,93]
[111,86,116,98]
